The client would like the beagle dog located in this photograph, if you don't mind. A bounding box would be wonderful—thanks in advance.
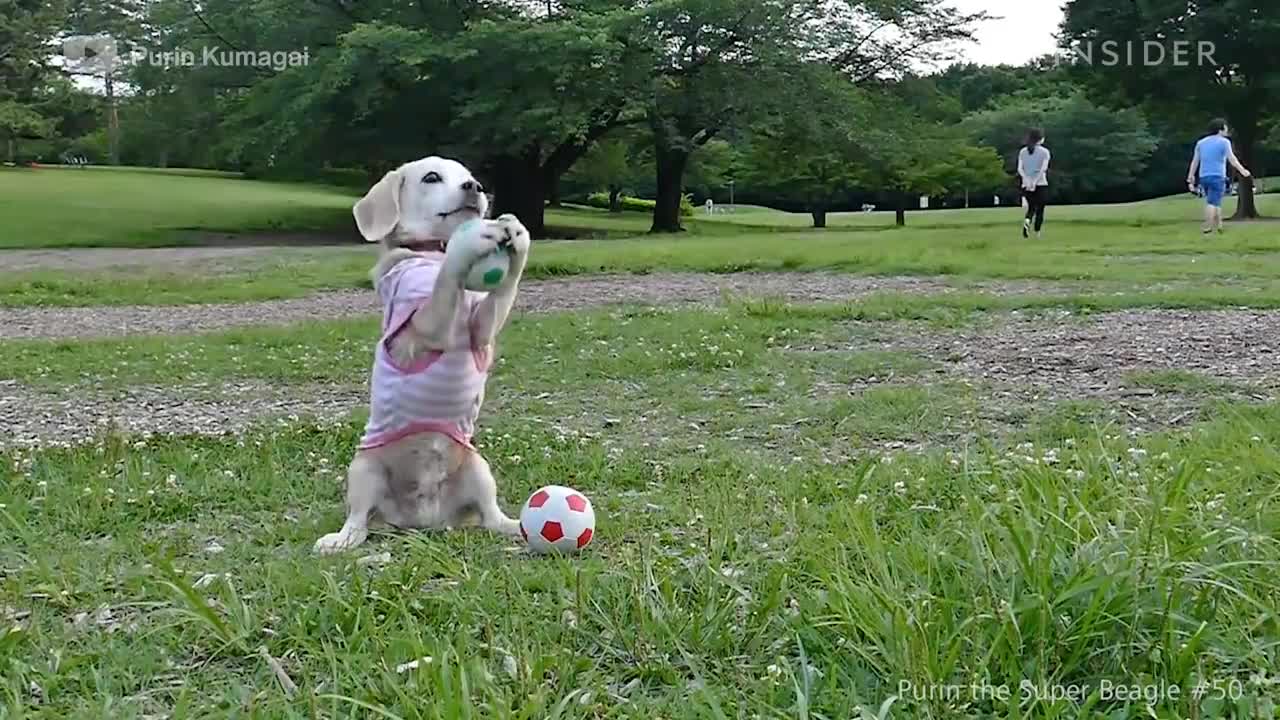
[314,156,530,554]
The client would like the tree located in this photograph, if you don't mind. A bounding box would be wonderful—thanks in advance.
[628,0,800,233]
[933,143,1009,208]
[566,137,636,212]
[1,0,66,161]
[451,9,646,236]
[1061,0,1280,218]
[879,139,1005,226]
[205,0,647,237]
[851,97,1006,225]
[741,71,871,227]
[684,137,736,203]
[933,61,1074,113]
[933,63,1028,114]
[634,0,989,234]
[63,0,149,164]
[962,93,1158,204]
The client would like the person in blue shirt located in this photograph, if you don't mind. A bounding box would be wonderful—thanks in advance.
[1187,118,1251,234]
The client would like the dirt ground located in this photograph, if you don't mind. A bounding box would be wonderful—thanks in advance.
[0,246,287,273]
[5,304,1277,448]
[3,241,1274,447]
[0,272,1074,340]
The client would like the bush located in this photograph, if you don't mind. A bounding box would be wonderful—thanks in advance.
[584,192,695,217]
[63,131,111,163]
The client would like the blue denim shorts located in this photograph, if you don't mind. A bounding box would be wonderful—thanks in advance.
[1200,176,1226,207]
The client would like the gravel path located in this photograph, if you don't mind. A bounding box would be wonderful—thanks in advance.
[872,308,1278,430]
[0,246,282,273]
[0,234,359,272]
[881,308,1280,396]
[1,381,363,448]
[6,308,1278,448]
[0,273,1067,340]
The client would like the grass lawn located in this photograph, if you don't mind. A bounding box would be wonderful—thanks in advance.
[3,166,1280,718]
[7,214,1280,307]
[4,301,1280,717]
[3,164,1276,250]
[5,165,1280,308]
[0,167,362,249]
[0,168,666,250]
[704,191,1280,229]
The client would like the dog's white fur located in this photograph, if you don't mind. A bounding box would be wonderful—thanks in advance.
[314,156,530,554]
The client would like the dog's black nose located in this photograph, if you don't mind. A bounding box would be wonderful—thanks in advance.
[462,180,482,193]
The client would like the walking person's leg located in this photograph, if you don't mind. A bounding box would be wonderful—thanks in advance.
[1033,188,1047,236]
[1022,190,1034,238]
[1202,176,1225,233]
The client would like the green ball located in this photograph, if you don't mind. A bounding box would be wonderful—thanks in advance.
[451,220,512,292]
[465,248,510,291]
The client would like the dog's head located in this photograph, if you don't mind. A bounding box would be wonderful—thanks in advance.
[353,157,489,250]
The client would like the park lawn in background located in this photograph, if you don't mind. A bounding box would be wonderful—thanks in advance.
[0,168,680,250]
[7,212,1280,307]
[702,189,1280,229]
[0,166,359,249]
[3,163,1276,251]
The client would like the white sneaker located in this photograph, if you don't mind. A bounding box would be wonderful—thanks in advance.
[1022,219,1030,238]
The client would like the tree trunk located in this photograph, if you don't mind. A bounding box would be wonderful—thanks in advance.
[965,189,970,208]
[547,174,562,208]
[895,194,906,226]
[1235,176,1259,219]
[365,162,388,187]
[105,72,120,166]
[608,186,623,213]
[811,208,827,228]
[651,148,689,233]
[1230,116,1261,219]
[491,151,549,238]
[6,138,13,164]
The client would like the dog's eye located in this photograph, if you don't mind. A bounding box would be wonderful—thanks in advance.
[421,172,442,184]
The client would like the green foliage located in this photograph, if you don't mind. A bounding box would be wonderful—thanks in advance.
[1061,0,1280,214]
[1061,0,1280,122]
[585,191,694,217]
[685,138,738,201]
[925,143,1009,196]
[566,138,637,196]
[0,0,68,158]
[739,69,872,222]
[963,93,1159,201]
[0,101,51,141]
[935,62,1076,114]
[841,90,1008,218]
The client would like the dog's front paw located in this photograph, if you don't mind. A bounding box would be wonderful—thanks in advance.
[447,220,505,266]
[313,528,368,555]
[494,215,530,257]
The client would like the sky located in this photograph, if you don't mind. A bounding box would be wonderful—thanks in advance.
[946,0,1065,67]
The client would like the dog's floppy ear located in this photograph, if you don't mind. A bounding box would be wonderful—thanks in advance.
[353,168,404,243]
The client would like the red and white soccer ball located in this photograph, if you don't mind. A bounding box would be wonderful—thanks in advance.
[518,485,595,554]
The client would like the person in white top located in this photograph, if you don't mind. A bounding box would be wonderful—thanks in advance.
[1017,127,1051,239]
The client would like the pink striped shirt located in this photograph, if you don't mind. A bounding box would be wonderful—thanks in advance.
[358,255,491,451]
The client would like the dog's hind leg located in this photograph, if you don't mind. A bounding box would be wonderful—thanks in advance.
[314,454,383,554]
[448,452,521,537]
